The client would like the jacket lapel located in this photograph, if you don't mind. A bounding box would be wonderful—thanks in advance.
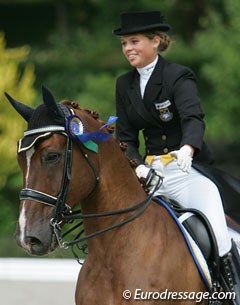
[143,56,165,110]
[126,71,159,126]
[126,56,169,127]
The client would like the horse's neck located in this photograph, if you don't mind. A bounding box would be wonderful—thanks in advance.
[84,139,146,206]
[81,139,147,246]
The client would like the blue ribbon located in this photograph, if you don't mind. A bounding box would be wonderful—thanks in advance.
[99,116,118,130]
[66,114,118,153]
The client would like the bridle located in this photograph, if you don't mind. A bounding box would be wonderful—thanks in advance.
[19,104,163,255]
[19,104,100,237]
[19,105,99,217]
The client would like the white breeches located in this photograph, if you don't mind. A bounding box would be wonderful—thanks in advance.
[152,156,232,257]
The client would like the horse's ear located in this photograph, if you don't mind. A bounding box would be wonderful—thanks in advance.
[42,85,64,121]
[4,92,34,122]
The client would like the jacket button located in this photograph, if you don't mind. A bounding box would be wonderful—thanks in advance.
[162,135,167,141]
[163,148,169,153]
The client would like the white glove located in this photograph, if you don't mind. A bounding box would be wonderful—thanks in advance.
[170,145,194,174]
[135,164,163,192]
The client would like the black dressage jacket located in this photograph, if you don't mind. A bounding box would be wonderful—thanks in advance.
[115,55,213,164]
[115,55,240,224]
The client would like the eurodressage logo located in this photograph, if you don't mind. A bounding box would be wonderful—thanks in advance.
[155,100,173,122]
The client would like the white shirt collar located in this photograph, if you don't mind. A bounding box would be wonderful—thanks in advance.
[137,56,158,77]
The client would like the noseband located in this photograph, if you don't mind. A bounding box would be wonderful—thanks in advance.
[19,104,163,254]
[19,104,100,224]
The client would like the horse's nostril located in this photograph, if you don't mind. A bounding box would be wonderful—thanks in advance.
[22,229,56,256]
[25,235,48,255]
[26,236,41,246]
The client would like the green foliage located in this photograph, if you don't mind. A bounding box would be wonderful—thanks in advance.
[193,0,240,142]
[0,32,36,189]
[167,0,240,143]
[29,26,127,98]
[0,33,36,256]
[76,73,117,120]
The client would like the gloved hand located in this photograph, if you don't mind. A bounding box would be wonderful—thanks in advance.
[135,164,163,192]
[170,145,194,174]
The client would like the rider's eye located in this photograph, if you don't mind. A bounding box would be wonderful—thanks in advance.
[43,152,61,165]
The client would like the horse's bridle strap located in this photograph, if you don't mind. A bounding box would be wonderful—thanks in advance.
[20,188,57,207]
[19,104,99,222]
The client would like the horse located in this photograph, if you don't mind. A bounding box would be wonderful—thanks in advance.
[6,86,225,305]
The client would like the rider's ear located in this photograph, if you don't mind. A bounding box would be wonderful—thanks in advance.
[41,85,65,124]
[4,92,34,122]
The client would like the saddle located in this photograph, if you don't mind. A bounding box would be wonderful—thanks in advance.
[156,196,220,289]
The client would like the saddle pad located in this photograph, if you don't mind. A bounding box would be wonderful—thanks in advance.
[179,218,212,288]
[155,197,212,291]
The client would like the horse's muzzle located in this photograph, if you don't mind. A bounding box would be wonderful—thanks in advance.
[15,224,58,256]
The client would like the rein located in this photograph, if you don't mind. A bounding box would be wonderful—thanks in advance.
[19,104,163,254]
[59,178,162,249]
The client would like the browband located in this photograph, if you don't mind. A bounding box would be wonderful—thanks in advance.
[24,126,65,136]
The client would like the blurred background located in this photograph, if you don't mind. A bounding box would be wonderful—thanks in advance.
[0,0,240,258]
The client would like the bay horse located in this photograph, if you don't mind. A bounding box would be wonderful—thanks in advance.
[6,86,223,304]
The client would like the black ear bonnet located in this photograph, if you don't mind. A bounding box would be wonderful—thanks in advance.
[5,86,70,152]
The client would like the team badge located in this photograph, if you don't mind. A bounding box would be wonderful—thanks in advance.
[155,100,173,122]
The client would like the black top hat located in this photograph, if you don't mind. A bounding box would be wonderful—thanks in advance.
[113,11,171,35]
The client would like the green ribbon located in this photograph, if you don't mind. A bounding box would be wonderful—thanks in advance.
[83,140,98,153]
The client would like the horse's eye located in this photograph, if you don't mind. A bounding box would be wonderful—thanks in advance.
[43,152,61,165]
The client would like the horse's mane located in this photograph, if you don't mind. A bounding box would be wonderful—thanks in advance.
[60,99,139,171]
[60,99,115,133]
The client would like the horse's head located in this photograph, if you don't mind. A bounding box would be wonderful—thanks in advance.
[5,86,110,255]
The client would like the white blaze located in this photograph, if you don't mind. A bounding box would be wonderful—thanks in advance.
[25,147,35,188]
[19,147,35,246]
